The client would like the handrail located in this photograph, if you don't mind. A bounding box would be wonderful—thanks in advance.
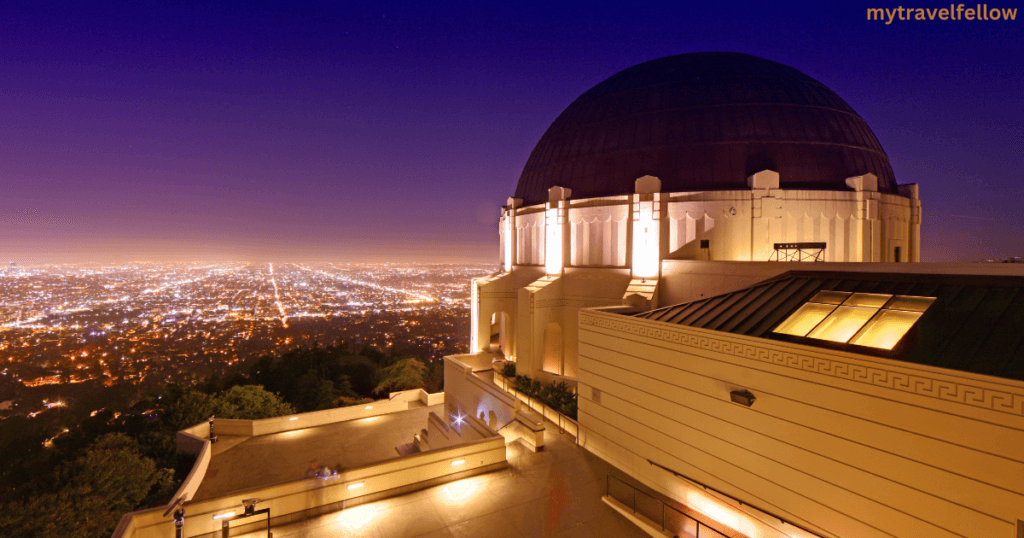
[647,459,821,538]
[606,474,734,538]
[495,416,517,432]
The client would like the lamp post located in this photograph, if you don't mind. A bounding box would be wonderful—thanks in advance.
[174,508,185,538]
[163,496,186,538]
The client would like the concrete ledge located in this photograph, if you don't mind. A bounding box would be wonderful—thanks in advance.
[603,496,673,538]
[197,461,509,538]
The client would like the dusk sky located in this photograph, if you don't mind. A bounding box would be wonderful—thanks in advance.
[2,1,1021,264]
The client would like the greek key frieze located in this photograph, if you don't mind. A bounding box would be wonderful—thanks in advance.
[579,313,1024,416]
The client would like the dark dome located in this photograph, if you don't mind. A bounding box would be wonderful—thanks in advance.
[515,52,898,205]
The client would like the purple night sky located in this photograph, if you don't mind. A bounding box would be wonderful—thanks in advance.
[2,1,1021,264]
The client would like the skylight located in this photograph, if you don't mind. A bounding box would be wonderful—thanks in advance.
[774,292,935,350]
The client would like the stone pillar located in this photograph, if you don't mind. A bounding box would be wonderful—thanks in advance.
[631,176,662,279]
[503,198,521,271]
[748,170,779,261]
[898,184,921,262]
[545,187,571,275]
[846,174,880,262]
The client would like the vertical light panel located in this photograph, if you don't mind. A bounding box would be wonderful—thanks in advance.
[503,211,513,272]
[545,204,563,275]
[470,280,479,351]
[632,197,659,279]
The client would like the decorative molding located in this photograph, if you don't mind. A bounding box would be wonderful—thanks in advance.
[480,291,517,300]
[580,312,1024,417]
[537,298,620,309]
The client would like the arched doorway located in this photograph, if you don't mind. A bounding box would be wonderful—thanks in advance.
[489,311,513,359]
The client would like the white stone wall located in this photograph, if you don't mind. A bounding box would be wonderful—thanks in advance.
[515,210,545,266]
[577,309,1024,538]
[513,187,915,267]
[568,204,628,267]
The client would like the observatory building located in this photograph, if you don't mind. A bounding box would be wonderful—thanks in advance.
[447,52,1024,538]
[473,52,921,383]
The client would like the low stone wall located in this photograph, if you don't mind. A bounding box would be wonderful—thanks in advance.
[175,422,210,454]
[112,389,447,538]
[112,435,506,538]
[206,389,443,439]
[170,438,211,503]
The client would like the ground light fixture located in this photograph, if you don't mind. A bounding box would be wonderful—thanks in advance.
[212,512,235,520]
[288,417,298,421]
[347,482,365,490]
[365,406,373,410]
[451,459,465,466]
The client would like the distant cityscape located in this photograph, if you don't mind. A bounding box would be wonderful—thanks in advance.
[0,262,494,411]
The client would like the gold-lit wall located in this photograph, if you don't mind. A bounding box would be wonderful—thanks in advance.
[577,308,1024,538]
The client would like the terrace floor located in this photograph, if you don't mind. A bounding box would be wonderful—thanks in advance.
[232,427,650,538]
[193,404,441,501]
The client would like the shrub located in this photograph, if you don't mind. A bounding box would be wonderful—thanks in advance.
[512,374,578,420]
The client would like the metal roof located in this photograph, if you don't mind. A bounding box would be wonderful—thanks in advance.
[515,52,899,206]
[635,271,1024,382]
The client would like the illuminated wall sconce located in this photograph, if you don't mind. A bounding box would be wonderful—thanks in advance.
[212,512,236,520]
[730,390,756,407]
[450,459,466,466]
[242,498,259,515]
[347,482,365,490]
[288,417,298,421]
[364,406,373,410]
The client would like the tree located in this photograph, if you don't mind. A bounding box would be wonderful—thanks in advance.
[0,433,170,538]
[217,385,294,420]
[374,357,426,395]
[295,371,337,412]
[162,390,232,432]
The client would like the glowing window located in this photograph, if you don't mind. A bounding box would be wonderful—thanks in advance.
[773,302,837,336]
[842,293,891,308]
[774,291,935,350]
[885,296,935,312]
[807,306,876,342]
[849,310,923,350]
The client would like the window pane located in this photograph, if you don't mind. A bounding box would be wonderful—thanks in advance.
[808,306,878,343]
[843,293,892,308]
[886,296,935,313]
[773,303,837,337]
[809,290,851,305]
[850,310,922,350]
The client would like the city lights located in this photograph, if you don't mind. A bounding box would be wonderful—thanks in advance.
[0,262,492,392]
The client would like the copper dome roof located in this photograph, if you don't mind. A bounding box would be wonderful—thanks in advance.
[514,52,898,205]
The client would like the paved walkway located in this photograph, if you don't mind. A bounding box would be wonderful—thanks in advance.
[235,428,649,538]
[195,405,440,500]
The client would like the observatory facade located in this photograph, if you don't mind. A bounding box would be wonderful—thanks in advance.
[448,52,1024,538]
[473,52,921,383]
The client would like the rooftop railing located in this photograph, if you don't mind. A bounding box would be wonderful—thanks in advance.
[606,474,732,538]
